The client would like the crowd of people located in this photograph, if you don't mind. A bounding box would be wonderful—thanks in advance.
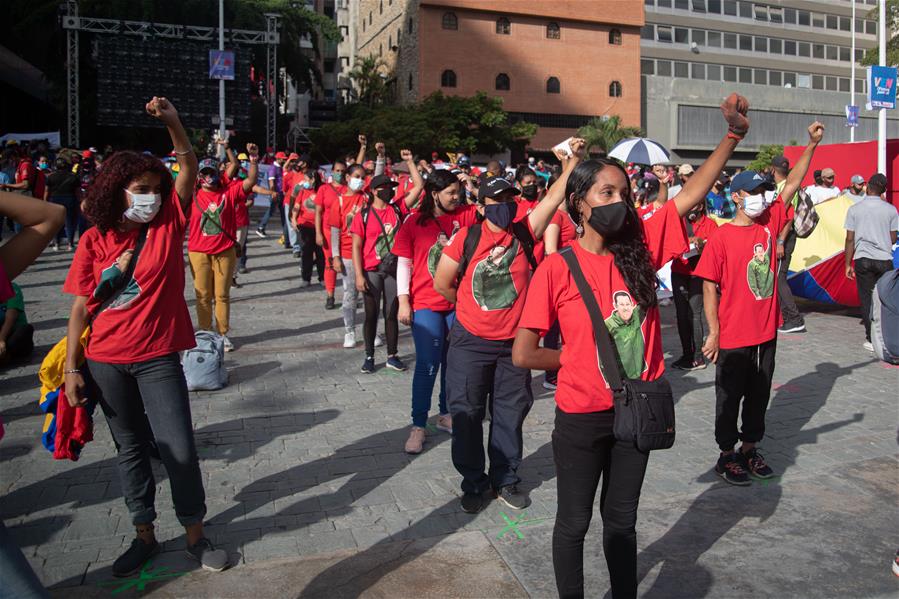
[1,91,897,599]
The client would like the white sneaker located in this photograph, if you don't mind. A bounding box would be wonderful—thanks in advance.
[343,331,356,348]
[374,333,385,348]
[222,336,235,352]
[863,341,874,352]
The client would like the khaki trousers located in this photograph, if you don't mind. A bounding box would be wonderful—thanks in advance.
[188,246,236,335]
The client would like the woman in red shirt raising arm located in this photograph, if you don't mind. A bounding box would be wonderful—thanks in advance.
[512,94,750,599]
[62,98,229,577]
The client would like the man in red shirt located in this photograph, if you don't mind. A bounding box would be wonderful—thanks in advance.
[695,122,824,486]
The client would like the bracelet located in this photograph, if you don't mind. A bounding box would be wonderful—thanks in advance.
[64,369,81,374]
[172,148,194,156]
[726,131,745,141]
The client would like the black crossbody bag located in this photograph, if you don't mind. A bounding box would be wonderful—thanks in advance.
[364,203,403,277]
[559,246,676,452]
[193,195,244,258]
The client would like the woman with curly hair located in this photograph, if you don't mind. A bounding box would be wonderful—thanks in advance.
[62,97,229,577]
[512,94,751,599]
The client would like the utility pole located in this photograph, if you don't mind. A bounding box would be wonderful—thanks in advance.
[878,0,887,173]
[851,0,856,143]
[218,0,226,157]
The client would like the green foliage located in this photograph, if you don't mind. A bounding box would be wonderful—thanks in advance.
[747,144,784,172]
[860,0,899,67]
[576,116,643,155]
[310,92,537,161]
[348,56,390,107]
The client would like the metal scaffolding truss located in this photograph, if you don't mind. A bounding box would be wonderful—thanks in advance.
[62,0,280,148]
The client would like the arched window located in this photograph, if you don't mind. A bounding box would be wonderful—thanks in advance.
[441,70,457,88]
[546,76,560,94]
[609,81,622,97]
[496,17,511,35]
[495,73,510,91]
[609,28,622,45]
[547,22,560,39]
[442,12,458,30]
[408,73,413,91]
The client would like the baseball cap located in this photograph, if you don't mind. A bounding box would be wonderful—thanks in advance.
[369,174,398,190]
[850,174,865,185]
[771,156,789,170]
[821,167,835,179]
[198,158,219,173]
[678,164,694,176]
[237,152,248,160]
[363,160,375,170]
[478,176,520,200]
[81,150,93,158]
[288,152,300,161]
[458,156,471,166]
[275,151,288,160]
[729,170,775,195]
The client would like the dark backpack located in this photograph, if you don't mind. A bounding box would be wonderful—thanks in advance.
[361,202,404,276]
[456,218,538,285]
[793,187,819,238]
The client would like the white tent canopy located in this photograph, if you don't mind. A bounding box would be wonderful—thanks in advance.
[0,132,61,149]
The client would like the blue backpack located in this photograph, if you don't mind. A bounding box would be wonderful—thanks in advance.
[871,269,899,365]
[182,331,228,391]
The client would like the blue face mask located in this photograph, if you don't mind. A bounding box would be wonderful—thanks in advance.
[483,201,517,229]
[301,180,313,189]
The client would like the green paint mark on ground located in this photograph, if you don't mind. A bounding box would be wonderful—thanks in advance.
[757,475,782,487]
[97,561,186,594]
[496,511,551,541]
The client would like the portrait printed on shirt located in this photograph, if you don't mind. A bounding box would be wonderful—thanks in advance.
[375,221,396,259]
[94,251,140,310]
[303,193,316,212]
[200,197,225,236]
[603,290,648,379]
[471,239,520,311]
[746,231,774,300]
[427,221,461,278]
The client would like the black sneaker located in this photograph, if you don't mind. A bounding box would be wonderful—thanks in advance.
[386,356,407,371]
[361,356,375,374]
[778,321,806,334]
[112,538,161,577]
[671,355,706,371]
[255,229,266,238]
[186,537,229,572]
[740,448,775,479]
[325,296,336,310]
[715,452,751,486]
[460,492,487,514]
[496,485,531,510]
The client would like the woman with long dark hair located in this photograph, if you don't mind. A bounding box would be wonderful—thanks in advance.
[290,167,326,287]
[62,97,229,577]
[393,169,478,453]
[512,94,750,598]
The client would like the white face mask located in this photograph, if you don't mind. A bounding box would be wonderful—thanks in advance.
[763,190,777,206]
[348,177,365,192]
[742,193,766,218]
[123,189,162,223]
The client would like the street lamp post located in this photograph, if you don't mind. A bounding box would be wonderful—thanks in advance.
[218,0,226,157]
[878,0,887,173]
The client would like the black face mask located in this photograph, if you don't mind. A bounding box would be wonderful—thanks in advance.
[520,184,538,200]
[484,201,517,229]
[587,202,633,239]
[375,187,394,203]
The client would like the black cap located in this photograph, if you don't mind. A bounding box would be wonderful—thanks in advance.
[868,173,887,189]
[369,174,398,190]
[298,153,311,163]
[771,155,789,170]
[478,176,520,200]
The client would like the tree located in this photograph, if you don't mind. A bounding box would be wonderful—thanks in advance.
[347,56,390,107]
[860,0,899,67]
[576,115,643,155]
[310,92,537,161]
[747,144,784,172]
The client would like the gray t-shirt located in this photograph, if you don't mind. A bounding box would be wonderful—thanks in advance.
[844,196,899,261]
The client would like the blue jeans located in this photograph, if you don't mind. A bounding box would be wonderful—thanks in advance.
[410,309,454,427]
[49,195,78,245]
[257,198,281,231]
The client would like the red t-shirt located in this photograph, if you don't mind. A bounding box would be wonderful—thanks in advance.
[350,203,403,271]
[329,192,367,258]
[16,159,40,197]
[518,200,688,413]
[282,171,300,206]
[638,203,662,221]
[62,189,196,364]
[556,211,577,248]
[671,214,718,276]
[294,187,318,228]
[693,198,792,350]
[442,218,538,341]
[188,180,248,254]
[392,206,479,311]
[235,192,251,228]
[316,183,345,254]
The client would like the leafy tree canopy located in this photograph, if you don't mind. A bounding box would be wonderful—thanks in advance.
[747,144,784,172]
[576,116,642,155]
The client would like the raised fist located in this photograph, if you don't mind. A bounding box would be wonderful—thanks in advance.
[400,149,413,162]
[720,93,750,135]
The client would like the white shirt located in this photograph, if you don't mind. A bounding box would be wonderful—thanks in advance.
[667,184,682,200]
[805,185,840,205]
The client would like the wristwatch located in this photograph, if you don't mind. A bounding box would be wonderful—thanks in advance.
[777,239,785,246]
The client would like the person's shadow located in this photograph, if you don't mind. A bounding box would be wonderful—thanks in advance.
[631,361,866,598]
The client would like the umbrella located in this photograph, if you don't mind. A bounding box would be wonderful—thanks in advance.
[608,138,671,166]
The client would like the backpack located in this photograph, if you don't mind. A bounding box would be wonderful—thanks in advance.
[456,218,538,284]
[792,187,819,238]
[182,331,228,391]
[871,268,899,365]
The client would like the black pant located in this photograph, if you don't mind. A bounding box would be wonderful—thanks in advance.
[445,322,534,494]
[714,338,777,451]
[363,269,398,356]
[552,408,649,599]
[854,258,894,341]
[1,324,34,364]
[299,225,325,283]
[671,272,705,360]
[777,230,803,325]
[86,353,207,526]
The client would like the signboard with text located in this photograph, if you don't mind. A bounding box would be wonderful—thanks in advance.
[209,50,235,80]
[868,65,897,109]
[846,105,859,127]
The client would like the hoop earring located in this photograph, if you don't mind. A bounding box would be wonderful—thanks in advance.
[576,224,584,237]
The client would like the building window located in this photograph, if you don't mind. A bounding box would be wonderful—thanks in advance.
[408,18,413,33]
[657,26,672,43]
[641,59,655,75]
[369,12,372,25]
[546,76,560,94]
[362,20,365,32]
[495,73,510,91]
[496,17,511,35]
[408,73,413,91]
[674,28,688,43]
[674,62,688,77]
[609,28,621,45]
[442,12,458,30]
[609,81,622,96]
[657,60,672,76]
[441,70,456,88]
[379,43,383,56]
[547,22,560,39]
[388,35,392,48]
[324,59,336,73]
[379,0,383,15]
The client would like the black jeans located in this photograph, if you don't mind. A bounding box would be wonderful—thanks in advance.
[776,230,803,325]
[363,269,399,356]
[714,338,777,451]
[445,322,533,494]
[544,320,561,384]
[552,408,649,599]
[86,353,207,526]
[854,258,894,341]
[671,272,706,360]
[299,225,325,283]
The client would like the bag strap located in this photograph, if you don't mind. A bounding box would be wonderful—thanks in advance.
[558,246,624,391]
[511,219,538,272]
[456,221,483,285]
[193,193,240,246]
[87,223,149,326]
[684,217,695,238]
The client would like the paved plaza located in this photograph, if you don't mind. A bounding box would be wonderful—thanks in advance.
[1,228,897,598]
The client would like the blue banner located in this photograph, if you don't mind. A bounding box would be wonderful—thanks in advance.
[209,50,235,81]
[868,65,897,109]
[846,105,859,127]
